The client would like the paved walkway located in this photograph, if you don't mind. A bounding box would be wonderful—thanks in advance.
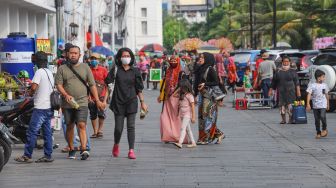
[1,90,336,188]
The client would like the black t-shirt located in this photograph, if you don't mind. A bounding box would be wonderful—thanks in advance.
[109,66,144,115]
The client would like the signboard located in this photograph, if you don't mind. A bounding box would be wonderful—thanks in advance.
[36,39,52,53]
[0,52,33,63]
[149,68,162,82]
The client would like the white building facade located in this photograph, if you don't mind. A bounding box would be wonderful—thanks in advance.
[124,0,163,51]
[0,0,55,41]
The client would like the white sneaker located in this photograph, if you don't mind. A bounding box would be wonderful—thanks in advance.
[173,143,182,148]
[187,143,197,148]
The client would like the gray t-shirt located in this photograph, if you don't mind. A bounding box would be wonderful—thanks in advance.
[55,63,96,108]
[306,83,329,109]
[258,60,276,80]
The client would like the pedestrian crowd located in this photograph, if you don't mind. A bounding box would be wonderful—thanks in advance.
[13,44,330,163]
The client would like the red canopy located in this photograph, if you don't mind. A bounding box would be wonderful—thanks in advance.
[139,43,165,52]
[86,32,103,47]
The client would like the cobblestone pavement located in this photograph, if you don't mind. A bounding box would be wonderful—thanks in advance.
[0,90,336,188]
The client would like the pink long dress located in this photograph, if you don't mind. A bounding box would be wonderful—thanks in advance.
[160,96,181,142]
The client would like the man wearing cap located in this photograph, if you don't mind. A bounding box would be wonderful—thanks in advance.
[88,53,108,138]
[14,51,55,163]
[257,51,276,105]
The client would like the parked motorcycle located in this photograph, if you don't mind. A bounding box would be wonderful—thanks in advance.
[0,122,13,172]
[0,98,59,149]
[0,98,33,143]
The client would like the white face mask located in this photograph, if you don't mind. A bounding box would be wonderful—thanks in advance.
[282,65,290,70]
[121,57,131,65]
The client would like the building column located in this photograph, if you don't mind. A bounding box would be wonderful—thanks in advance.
[36,13,48,38]
[28,12,37,37]
[0,4,10,37]
[9,5,19,33]
[19,9,29,35]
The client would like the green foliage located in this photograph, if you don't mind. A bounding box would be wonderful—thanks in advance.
[163,16,188,53]
[163,0,336,50]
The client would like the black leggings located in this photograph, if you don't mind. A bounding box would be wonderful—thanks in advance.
[114,113,136,149]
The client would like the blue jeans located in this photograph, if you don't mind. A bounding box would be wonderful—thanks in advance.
[261,78,272,106]
[61,115,91,150]
[24,108,53,158]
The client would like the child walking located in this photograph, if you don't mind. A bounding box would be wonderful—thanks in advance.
[306,70,329,139]
[174,79,197,148]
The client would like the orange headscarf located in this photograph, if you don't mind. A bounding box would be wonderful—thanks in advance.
[164,56,181,99]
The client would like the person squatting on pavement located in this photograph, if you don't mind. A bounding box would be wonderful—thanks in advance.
[56,46,104,160]
[88,53,109,139]
[14,51,55,163]
[306,70,329,139]
[107,48,148,160]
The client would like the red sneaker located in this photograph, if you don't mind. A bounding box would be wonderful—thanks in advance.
[128,149,136,159]
[112,144,119,157]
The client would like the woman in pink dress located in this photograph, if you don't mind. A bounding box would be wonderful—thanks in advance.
[137,53,149,81]
[157,56,183,143]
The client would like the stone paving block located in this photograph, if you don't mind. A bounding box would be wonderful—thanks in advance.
[1,90,336,187]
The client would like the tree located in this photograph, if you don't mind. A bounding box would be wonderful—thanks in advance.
[204,0,336,49]
[163,16,188,53]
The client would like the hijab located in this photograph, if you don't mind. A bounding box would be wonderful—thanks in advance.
[164,56,181,97]
[196,52,215,78]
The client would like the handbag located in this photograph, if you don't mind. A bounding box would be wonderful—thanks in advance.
[203,66,226,101]
[43,69,62,111]
[291,102,307,124]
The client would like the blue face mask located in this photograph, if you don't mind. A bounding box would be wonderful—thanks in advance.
[90,60,99,67]
[108,60,113,66]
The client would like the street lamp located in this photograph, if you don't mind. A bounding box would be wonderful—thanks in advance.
[69,23,79,37]
[272,0,277,48]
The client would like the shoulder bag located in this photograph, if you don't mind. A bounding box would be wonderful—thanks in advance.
[203,66,226,101]
[43,69,62,111]
[67,64,90,95]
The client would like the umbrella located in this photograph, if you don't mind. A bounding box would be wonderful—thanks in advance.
[90,46,114,57]
[197,45,220,54]
[139,43,165,53]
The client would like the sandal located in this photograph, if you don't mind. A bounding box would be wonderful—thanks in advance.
[90,134,97,138]
[14,155,33,163]
[62,146,70,153]
[97,132,103,138]
[35,156,54,163]
[280,121,286,124]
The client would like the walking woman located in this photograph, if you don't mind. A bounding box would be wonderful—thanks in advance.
[109,48,148,159]
[194,52,225,145]
[269,56,301,124]
[158,56,183,143]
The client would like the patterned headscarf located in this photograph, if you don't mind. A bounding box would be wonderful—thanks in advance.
[164,56,181,98]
